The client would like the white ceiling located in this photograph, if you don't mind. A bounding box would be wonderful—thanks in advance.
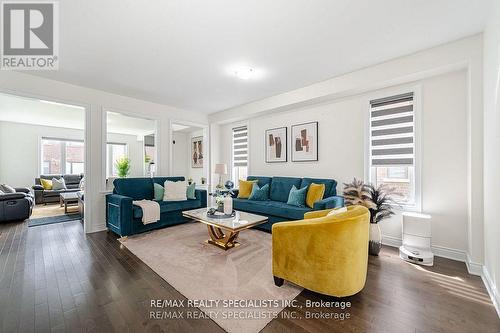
[0,93,156,136]
[30,0,491,114]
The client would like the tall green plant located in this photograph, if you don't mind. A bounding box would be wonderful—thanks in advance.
[115,157,131,178]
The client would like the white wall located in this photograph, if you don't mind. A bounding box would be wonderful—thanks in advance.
[0,71,208,233]
[483,0,500,315]
[219,70,468,254]
[0,121,149,188]
[171,129,206,184]
[171,132,188,177]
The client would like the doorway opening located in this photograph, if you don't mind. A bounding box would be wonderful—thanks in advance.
[0,92,86,226]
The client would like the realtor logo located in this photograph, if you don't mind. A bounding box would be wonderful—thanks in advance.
[1,1,58,70]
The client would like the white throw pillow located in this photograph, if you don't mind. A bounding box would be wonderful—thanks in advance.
[163,180,187,201]
[326,206,348,216]
[52,178,67,190]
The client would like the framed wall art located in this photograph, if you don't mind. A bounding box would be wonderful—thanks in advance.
[265,127,287,163]
[191,136,203,168]
[291,121,318,162]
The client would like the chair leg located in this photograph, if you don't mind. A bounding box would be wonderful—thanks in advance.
[274,276,284,287]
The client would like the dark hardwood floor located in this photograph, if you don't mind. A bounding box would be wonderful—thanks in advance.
[0,220,498,333]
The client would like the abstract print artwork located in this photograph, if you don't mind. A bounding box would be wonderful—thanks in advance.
[191,136,203,168]
[291,122,318,162]
[265,127,287,162]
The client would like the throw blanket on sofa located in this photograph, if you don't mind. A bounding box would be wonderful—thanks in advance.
[132,200,160,224]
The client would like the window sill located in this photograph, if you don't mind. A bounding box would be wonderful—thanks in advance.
[392,203,420,213]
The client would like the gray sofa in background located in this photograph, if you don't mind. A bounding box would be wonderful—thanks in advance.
[0,187,34,222]
[33,174,83,204]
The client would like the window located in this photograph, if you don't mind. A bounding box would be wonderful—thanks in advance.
[232,126,248,184]
[41,138,84,175]
[369,92,416,207]
[107,143,127,177]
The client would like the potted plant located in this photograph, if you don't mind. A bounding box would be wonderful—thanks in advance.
[115,157,131,178]
[343,178,396,256]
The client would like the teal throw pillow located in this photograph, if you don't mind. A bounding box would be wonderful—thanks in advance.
[248,183,269,201]
[186,182,196,199]
[154,183,164,201]
[286,185,308,207]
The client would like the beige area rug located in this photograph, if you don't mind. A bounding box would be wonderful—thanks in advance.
[120,222,302,333]
[31,203,76,218]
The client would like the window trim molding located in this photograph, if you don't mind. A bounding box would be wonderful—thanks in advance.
[364,84,422,212]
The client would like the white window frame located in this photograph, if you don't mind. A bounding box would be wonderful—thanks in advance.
[40,137,85,175]
[364,85,422,212]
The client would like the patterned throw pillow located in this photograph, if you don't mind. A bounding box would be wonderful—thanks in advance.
[248,183,269,201]
[237,180,258,199]
[286,185,308,207]
[306,183,326,208]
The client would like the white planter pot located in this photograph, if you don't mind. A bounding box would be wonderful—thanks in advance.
[369,223,382,256]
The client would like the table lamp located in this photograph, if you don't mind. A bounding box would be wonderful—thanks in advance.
[214,163,227,188]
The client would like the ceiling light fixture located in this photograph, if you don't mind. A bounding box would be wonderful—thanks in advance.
[233,66,255,80]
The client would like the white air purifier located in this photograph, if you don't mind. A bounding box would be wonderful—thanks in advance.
[399,212,434,266]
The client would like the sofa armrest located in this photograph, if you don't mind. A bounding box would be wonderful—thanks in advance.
[0,193,27,201]
[106,194,132,207]
[32,185,44,191]
[106,194,133,236]
[313,195,344,210]
[195,189,207,207]
[15,187,31,194]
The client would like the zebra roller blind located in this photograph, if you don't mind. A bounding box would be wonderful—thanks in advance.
[232,126,248,167]
[370,92,414,166]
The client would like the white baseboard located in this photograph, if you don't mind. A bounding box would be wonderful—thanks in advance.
[482,266,500,318]
[466,253,483,276]
[381,235,466,263]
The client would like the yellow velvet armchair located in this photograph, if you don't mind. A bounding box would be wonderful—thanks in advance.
[272,205,370,297]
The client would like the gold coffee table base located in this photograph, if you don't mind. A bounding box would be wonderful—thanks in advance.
[206,225,240,250]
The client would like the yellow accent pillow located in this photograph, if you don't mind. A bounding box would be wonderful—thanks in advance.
[238,180,258,199]
[40,179,53,190]
[306,183,325,208]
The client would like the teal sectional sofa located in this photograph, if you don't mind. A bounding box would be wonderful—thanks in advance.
[106,177,207,236]
[232,176,344,232]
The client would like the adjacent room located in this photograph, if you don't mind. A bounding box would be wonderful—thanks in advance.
[0,92,86,225]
